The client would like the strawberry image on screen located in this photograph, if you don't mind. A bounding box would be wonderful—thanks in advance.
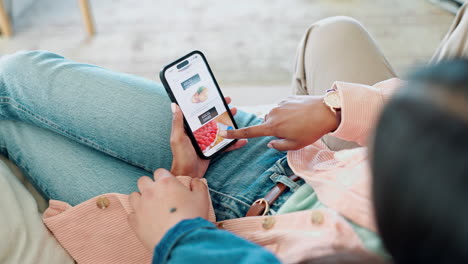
[194,120,219,152]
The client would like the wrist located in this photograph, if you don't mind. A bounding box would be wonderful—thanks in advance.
[170,164,203,179]
[322,88,343,132]
[320,95,340,133]
[170,164,186,177]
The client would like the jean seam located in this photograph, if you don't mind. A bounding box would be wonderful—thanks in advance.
[230,158,292,208]
[211,199,245,219]
[0,97,151,171]
[208,187,251,208]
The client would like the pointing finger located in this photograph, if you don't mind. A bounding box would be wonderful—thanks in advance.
[219,124,271,139]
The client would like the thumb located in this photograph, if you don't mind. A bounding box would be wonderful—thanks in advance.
[268,139,302,151]
[170,103,185,144]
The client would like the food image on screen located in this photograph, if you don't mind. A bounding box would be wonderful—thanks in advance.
[193,111,235,154]
[192,86,209,103]
[194,120,219,151]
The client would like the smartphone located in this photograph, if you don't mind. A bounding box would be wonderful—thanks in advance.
[160,50,238,159]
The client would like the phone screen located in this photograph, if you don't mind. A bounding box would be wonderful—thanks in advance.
[163,52,236,158]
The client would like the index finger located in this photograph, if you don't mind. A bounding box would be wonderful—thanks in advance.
[219,124,271,139]
[137,176,154,193]
[129,192,141,207]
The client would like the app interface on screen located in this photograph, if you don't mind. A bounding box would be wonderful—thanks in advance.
[165,54,235,157]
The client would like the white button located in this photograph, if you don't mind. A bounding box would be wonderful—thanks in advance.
[311,211,324,225]
[96,196,110,209]
[262,217,275,230]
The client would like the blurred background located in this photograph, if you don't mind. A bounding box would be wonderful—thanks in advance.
[0,0,460,105]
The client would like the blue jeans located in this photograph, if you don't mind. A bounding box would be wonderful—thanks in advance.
[0,51,301,221]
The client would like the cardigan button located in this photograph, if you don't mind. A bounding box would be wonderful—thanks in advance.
[216,222,225,229]
[311,211,324,225]
[262,217,275,230]
[96,196,110,209]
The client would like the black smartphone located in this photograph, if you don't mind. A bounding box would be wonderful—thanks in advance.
[160,50,238,159]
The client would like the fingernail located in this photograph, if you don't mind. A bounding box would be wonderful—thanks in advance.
[267,142,273,148]
[171,103,176,113]
[219,130,227,137]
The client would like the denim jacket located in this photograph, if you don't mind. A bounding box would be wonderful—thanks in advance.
[154,218,280,264]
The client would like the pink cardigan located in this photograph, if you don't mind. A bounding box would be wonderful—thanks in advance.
[43,78,403,264]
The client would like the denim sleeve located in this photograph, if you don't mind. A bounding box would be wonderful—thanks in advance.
[152,217,281,264]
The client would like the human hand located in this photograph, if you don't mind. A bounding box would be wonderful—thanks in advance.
[170,97,248,178]
[219,95,339,151]
[128,168,210,251]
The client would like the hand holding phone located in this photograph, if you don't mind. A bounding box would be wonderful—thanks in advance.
[169,101,247,178]
[160,51,240,159]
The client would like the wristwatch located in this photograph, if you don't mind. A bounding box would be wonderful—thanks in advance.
[323,88,342,126]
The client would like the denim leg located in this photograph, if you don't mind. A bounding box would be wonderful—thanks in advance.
[0,50,173,171]
[0,51,291,219]
[0,120,148,206]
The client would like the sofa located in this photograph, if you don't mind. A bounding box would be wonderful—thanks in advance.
[0,155,74,263]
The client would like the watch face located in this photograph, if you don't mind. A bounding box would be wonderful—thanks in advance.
[325,91,341,108]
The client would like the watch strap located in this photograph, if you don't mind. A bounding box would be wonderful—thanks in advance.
[325,88,342,129]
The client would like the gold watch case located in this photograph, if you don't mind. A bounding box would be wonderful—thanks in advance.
[323,90,341,112]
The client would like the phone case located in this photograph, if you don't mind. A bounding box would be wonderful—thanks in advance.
[159,50,239,159]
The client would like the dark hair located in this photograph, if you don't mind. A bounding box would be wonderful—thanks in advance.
[372,59,468,264]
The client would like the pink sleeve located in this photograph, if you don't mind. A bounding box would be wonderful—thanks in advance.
[329,78,404,146]
[42,176,216,264]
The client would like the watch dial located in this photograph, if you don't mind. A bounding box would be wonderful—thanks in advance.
[326,92,341,108]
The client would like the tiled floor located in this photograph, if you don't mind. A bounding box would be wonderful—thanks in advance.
[0,0,455,105]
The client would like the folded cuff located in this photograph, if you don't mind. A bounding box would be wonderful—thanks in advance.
[329,81,384,146]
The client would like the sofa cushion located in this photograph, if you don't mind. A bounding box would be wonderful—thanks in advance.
[0,156,74,264]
